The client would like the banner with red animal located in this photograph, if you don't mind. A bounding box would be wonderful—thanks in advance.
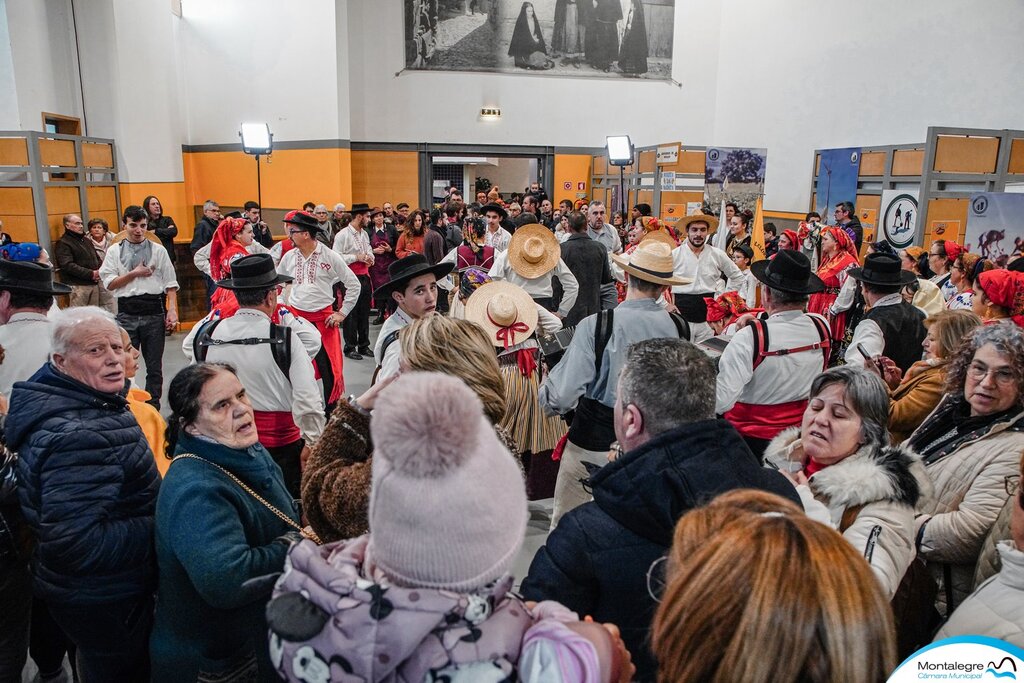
[965,192,1024,268]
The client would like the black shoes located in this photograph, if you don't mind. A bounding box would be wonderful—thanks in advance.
[357,346,372,357]
[344,350,363,361]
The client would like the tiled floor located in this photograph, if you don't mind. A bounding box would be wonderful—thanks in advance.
[21,320,556,681]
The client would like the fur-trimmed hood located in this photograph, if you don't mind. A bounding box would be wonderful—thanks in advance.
[766,426,931,509]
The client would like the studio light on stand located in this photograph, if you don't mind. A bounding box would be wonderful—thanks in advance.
[239,123,273,214]
[606,135,634,230]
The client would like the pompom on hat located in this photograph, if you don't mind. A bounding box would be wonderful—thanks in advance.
[367,372,528,592]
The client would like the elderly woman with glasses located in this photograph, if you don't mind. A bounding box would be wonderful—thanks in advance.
[908,323,1024,616]
[764,366,926,598]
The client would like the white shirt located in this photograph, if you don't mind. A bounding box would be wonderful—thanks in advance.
[193,240,271,278]
[373,306,413,382]
[332,226,374,265]
[843,293,905,366]
[830,275,858,316]
[488,250,579,317]
[183,305,322,362]
[716,310,831,414]
[196,309,325,444]
[484,227,512,252]
[670,242,744,294]
[0,312,50,398]
[99,241,179,296]
[735,269,757,308]
[277,242,361,315]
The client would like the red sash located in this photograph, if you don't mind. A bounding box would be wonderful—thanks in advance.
[254,410,300,448]
[724,399,807,440]
[294,305,344,403]
[348,261,369,277]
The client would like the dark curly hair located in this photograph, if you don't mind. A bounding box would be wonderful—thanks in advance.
[944,323,1024,407]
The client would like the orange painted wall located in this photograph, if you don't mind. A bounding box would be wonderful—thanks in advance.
[181,148,353,239]
[553,154,592,205]
[119,181,189,240]
[350,151,418,208]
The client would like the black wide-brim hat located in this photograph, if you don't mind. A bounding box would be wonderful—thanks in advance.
[349,203,371,215]
[215,254,293,290]
[372,253,454,300]
[848,253,917,286]
[481,203,508,220]
[283,210,323,234]
[0,260,72,294]
[750,249,825,295]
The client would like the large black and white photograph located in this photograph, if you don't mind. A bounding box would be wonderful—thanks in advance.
[404,0,674,79]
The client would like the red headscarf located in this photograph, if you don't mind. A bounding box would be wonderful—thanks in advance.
[943,240,965,263]
[208,218,248,281]
[977,269,1024,327]
[704,291,763,326]
[823,226,858,261]
[781,229,799,251]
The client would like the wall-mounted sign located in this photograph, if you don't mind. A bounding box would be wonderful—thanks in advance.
[965,192,1024,266]
[880,190,918,249]
[660,172,676,190]
[656,145,679,164]
[577,181,586,191]
[563,181,572,191]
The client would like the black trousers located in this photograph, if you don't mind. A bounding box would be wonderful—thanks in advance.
[0,558,31,682]
[49,593,153,683]
[117,312,166,406]
[343,274,371,351]
[266,438,304,501]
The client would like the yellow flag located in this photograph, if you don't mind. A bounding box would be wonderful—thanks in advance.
[750,196,767,262]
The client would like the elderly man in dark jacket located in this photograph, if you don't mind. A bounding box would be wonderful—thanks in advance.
[522,338,801,682]
[7,305,160,682]
[556,211,612,327]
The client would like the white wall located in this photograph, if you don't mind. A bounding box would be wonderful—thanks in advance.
[711,0,1024,210]
[178,0,349,144]
[0,0,21,129]
[345,0,722,149]
[4,0,82,130]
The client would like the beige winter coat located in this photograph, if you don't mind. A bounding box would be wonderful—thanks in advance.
[909,400,1024,615]
[766,427,927,598]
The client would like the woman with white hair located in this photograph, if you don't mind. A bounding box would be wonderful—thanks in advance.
[765,365,927,598]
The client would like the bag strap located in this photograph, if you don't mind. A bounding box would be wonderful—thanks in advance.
[371,329,402,386]
[750,319,770,371]
[839,503,865,533]
[171,453,321,545]
[269,323,291,381]
[668,312,690,341]
[193,317,223,362]
[594,309,614,377]
[751,315,832,372]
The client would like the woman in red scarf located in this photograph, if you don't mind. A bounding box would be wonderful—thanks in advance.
[808,227,859,342]
[973,269,1024,327]
[208,217,254,314]
[704,290,764,336]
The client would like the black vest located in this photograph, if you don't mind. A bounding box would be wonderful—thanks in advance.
[863,303,926,374]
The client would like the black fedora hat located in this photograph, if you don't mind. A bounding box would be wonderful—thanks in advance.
[750,250,825,294]
[349,203,371,215]
[282,210,322,234]
[215,254,293,290]
[481,203,508,220]
[372,253,454,301]
[848,253,917,287]
[0,260,72,295]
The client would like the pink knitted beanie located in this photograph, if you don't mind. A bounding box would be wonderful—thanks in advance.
[367,372,528,592]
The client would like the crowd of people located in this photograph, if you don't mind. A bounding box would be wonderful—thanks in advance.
[0,186,1023,682]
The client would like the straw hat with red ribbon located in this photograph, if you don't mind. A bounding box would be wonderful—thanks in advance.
[465,281,539,349]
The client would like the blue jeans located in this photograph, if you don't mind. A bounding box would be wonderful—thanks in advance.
[117,313,166,406]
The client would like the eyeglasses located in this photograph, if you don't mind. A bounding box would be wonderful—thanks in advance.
[1007,475,1020,497]
[287,229,304,235]
[967,363,1016,386]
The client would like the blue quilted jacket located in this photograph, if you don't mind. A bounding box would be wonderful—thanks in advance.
[6,363,160,604]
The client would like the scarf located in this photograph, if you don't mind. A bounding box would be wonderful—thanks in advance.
[908,395,1017,464]
[118,238,152,271]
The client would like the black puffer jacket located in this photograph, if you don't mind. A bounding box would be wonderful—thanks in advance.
[0,415,30,569]
[6,363,160,605]
[521,419,801,681]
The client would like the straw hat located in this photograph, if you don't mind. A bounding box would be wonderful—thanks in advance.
[611,241,692,286]
[676,213,720,233]
[465,281,539,349]
[508,223,560,279]
[639,229,678,251]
